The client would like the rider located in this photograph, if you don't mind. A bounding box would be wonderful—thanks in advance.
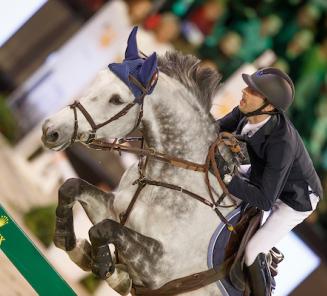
[216,67,323,296]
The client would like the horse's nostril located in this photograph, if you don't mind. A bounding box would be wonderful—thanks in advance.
[47,131,59,143]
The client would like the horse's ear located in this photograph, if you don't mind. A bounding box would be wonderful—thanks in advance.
[108,63,130,86]
[125,26,139,60]
[139,52,157,85]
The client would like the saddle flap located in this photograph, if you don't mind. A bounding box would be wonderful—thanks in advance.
[225,207,261,260]
[226,207,263,292]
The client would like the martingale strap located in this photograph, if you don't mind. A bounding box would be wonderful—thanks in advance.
[91,135,239,230]
[117,136,239,230]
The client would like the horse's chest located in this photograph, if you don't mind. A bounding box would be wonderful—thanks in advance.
[114,166,220,240]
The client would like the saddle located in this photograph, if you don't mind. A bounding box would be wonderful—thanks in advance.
[224,206,284,295]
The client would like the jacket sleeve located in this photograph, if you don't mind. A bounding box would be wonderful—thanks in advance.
[216,106,243,132]
[227,140,294,211]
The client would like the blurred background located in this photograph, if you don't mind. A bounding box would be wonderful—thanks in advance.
[0,0,327,295]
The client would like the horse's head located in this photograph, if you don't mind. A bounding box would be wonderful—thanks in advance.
[42,27,158,150]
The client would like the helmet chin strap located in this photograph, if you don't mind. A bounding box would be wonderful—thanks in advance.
[243,101,279,117]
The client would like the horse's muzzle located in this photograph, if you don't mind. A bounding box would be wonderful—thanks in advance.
[41,119,62,148]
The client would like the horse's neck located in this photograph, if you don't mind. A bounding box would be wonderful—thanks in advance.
[141,73,217,165]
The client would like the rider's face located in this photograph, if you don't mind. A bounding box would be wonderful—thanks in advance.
[239,87,266,113]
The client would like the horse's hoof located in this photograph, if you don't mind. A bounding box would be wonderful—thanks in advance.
[91,245,114,279]
[106,264,132,296]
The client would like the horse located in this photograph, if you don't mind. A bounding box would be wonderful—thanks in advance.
[41,27,241,296]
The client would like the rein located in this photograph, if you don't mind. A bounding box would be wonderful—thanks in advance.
[89,134,239,230]
[89,139,207,172]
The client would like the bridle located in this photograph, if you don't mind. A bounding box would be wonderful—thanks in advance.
[69,101,136,144]
[69,70,158,145]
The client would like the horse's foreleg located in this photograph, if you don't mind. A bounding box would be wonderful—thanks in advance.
[88,219,163,290]
[54,178,115,269]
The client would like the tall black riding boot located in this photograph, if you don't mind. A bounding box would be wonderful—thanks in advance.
[247,253,272,296]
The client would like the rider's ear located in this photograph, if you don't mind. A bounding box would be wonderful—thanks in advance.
[139,52,157,86]
[125,26,139,60]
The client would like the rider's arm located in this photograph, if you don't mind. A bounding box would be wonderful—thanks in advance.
[216,106,244,132]
[227,140,294,211]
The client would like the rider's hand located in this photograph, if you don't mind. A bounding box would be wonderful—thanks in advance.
[215,154,231,177]
[223,174,232,185]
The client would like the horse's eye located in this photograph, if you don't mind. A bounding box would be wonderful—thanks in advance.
[109,94,123,105]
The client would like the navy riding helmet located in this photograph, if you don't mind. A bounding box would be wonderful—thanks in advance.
[242,67,295,114]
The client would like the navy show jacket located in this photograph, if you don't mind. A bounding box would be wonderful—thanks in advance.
[217,107,323,212]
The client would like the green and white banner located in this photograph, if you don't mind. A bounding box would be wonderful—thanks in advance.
[0,204,76,295]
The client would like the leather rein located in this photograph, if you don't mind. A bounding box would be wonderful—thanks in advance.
[68,68,241,295]
[89,136,238,229]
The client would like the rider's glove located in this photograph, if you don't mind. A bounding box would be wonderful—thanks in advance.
[215,154,234,185]
[223,174,232,185]
[215,154,231,177]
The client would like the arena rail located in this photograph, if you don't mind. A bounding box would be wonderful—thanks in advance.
[0,204,76,295]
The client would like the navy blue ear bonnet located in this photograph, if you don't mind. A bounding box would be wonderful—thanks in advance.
[108,27,158,104]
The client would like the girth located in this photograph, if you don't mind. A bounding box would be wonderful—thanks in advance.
[132,207,263,296]
[132,255,235,296]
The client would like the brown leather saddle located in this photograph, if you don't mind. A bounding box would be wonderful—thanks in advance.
[224,206,284,295]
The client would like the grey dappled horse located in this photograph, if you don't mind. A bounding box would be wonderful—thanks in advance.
[42,30,240,296]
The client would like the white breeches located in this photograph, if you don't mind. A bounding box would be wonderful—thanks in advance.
[244,191,319,266]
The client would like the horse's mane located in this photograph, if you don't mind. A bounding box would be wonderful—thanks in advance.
[157,51,222,112]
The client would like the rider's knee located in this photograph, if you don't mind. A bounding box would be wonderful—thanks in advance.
[244,239,260,266]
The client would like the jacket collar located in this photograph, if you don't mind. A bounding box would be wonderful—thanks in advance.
[239,115,278,145]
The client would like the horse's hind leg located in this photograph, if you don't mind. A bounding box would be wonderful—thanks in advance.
[88,219,164,290]
[54,178,115,270]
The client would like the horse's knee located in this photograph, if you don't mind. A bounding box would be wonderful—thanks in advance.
[59,178,82,196]
[89,219,121,245]
[244,239,262,266]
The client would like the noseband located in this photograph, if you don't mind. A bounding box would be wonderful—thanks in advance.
[69,70,158,144]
